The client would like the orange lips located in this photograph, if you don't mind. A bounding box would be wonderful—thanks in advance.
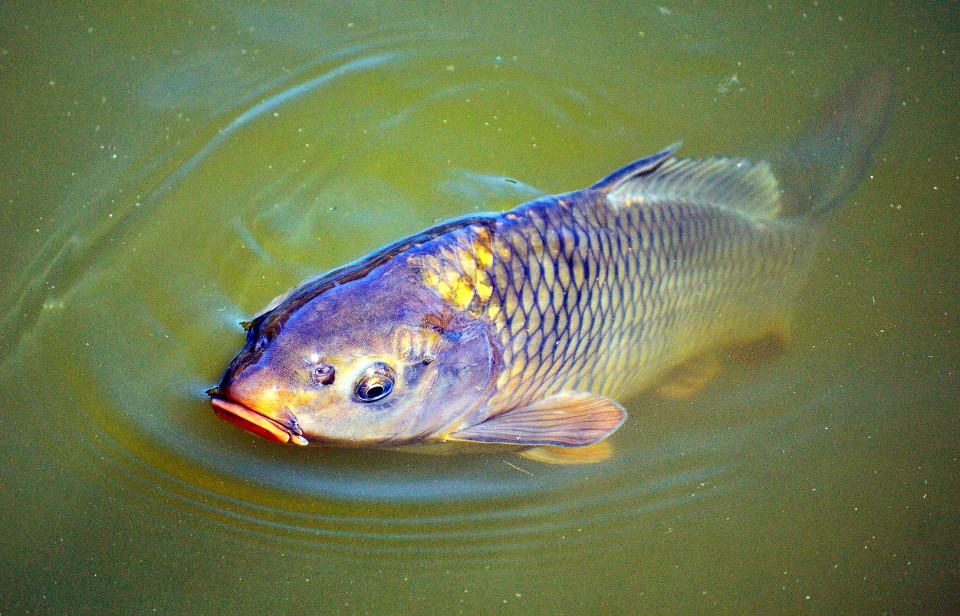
[210,397,308,445]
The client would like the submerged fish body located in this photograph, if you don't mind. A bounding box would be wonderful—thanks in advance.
[210,72,890,464]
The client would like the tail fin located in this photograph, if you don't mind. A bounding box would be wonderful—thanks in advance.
[773,66,894,218]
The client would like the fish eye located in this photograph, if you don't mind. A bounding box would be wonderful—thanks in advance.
[354,362,395,403]
[313,363,336,386]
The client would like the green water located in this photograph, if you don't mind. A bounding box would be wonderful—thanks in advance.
[2,1,957,613]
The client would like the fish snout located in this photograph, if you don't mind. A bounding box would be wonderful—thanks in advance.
[209,396,309,446]
[207,366,309,446]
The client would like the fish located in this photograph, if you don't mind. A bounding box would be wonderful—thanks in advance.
[208,70,891,464]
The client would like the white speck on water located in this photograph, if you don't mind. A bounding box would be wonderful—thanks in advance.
[716,74,743,95]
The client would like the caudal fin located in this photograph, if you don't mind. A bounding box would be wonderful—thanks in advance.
[773,66,894,218]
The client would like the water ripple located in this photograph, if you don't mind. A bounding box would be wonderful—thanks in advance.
[14,23,821,564]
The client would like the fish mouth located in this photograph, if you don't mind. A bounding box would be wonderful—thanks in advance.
[209,396,309,446]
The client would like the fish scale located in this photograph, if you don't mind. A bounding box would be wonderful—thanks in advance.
[461,188,810,417]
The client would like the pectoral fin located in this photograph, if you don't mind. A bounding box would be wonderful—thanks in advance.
[519,441,614,465]
[449,392,627,447]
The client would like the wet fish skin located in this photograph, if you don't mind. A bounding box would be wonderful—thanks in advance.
[209,167,817,455]
[209,70,891,462]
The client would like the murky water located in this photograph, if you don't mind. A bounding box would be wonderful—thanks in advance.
[2,1,957,613]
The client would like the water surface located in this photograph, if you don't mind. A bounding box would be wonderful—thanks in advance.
[2,1,957,613]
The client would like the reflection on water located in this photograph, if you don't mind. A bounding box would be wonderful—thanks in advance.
[3,1,958,613]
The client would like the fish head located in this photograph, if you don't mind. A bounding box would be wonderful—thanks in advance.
[210,263,500,447]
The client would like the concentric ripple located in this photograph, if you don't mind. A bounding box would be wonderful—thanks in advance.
[7,22,834,565]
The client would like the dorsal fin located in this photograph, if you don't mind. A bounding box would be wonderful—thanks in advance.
[605,154,783,222]
[590,142,681,192]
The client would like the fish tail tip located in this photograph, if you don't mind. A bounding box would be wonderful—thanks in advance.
[775,65,895,218]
